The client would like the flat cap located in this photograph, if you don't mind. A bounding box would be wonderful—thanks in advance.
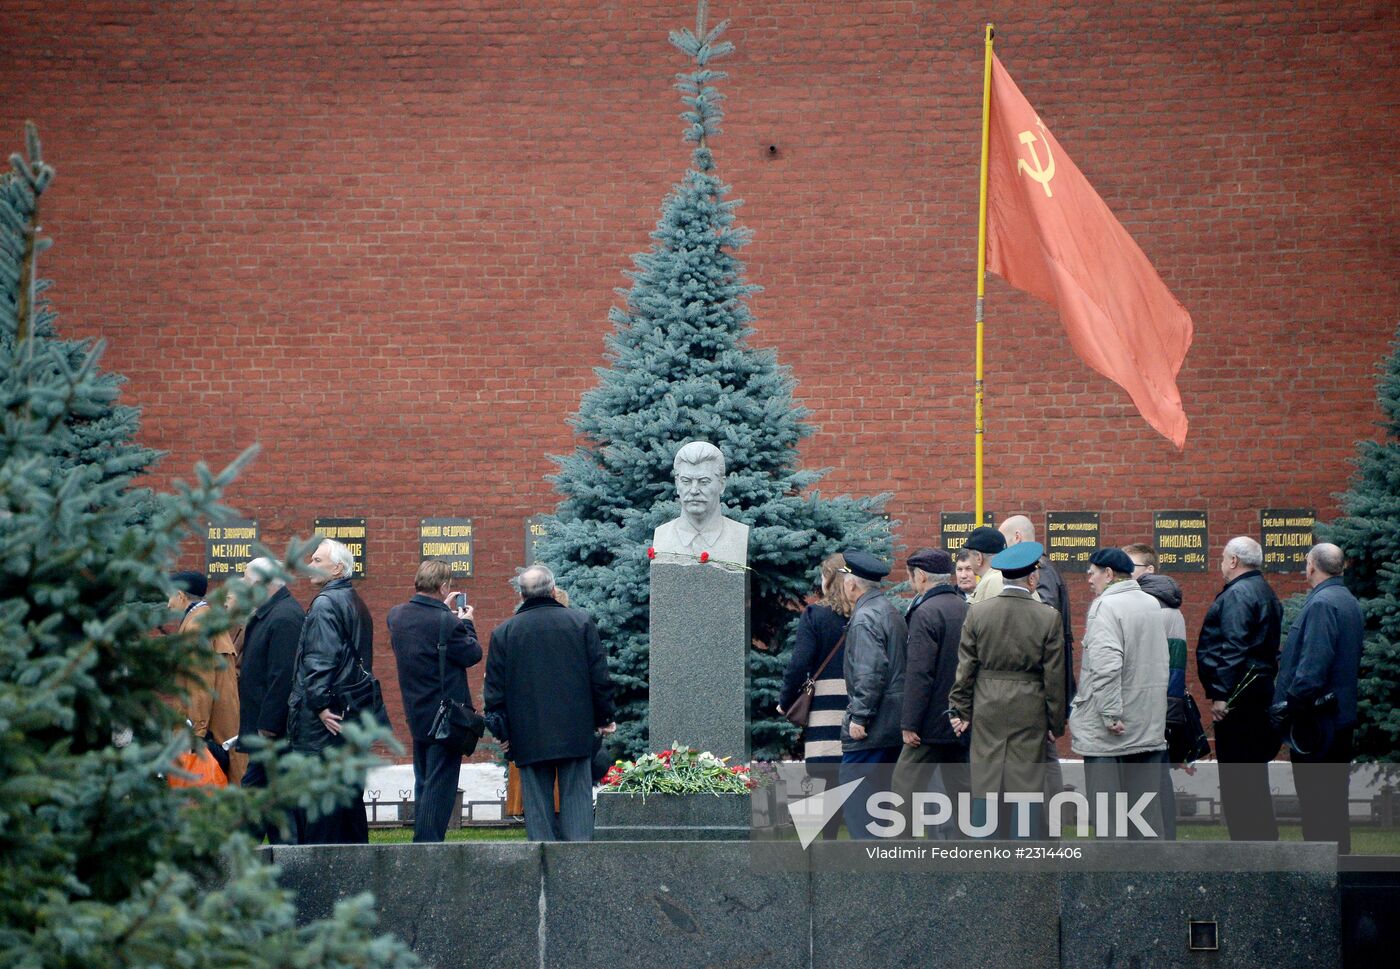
[907,548,954,575]
[170,570,208,598]
[963,526,1007,555]
[1089,547,1137,576]
[990,541,1044,580]
[841,549,890,582]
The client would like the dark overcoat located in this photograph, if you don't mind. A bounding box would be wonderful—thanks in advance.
[482,597,614,767]
[236,585,304,749]
[387,593,483,742]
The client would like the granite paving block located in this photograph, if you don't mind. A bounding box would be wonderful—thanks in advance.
[543,841,807,969]
[649,561,750,761]
[1060,842,1339,969]
[269,842,542,969]
[810,841,1059,969]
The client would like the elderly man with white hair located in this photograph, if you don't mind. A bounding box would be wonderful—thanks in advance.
[235,556,304,840]
[1197,535,1283,841]
[287,538,373,844]
[484,564,616,841]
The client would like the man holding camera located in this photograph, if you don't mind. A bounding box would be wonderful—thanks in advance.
[1271,543,1363,853]
[387,559,483,843]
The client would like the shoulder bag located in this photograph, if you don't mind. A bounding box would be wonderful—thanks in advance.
[784,631,846,729]
[428,611,487,754]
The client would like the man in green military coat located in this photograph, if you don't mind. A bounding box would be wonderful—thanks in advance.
[949,541,1066,838]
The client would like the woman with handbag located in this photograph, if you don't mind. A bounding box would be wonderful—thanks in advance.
[777,553,850,840]
[387,559,484,843]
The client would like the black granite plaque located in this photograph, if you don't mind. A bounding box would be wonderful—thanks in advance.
[420,517,474,576]
[205,518,259,580]
[1260,508,1316,573]
[314,517,367,578]
[1153,510,1209,572]
[525,514,549,566]
[1045,512,1100,573]
[940,511,994,553]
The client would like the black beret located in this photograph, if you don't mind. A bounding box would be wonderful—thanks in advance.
[962,526,1007,554]
[907,548,954,575]
[991,541,1044,580]
[841,549,890,582]
[170,570,208,597]
[1089,547,1137,576]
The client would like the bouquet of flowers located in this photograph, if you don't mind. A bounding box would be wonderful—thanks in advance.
[599,744,754,797]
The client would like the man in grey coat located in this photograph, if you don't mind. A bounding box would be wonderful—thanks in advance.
[837,550,906,839]
[1071,548,1170,839]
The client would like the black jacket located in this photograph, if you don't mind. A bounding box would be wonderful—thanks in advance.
[778,604,847,711]
[841,589,907,751]
[288,578,367,752]
[900,584,970,745]
[1274,577,1364,731]
[387,593,483,742]
[1197,570,1282,704]
[483,597,614,767]
[350,586,374,673]
[236,585,304,750]
[1035,556,1076,697]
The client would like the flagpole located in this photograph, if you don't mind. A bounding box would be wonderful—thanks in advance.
[973,24,994,523]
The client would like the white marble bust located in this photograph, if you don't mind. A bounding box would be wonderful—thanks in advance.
[651,440,749,568]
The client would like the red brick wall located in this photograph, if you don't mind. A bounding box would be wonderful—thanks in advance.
[3,1,1396,756]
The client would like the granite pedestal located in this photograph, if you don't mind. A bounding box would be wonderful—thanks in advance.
[648,560,749,761]
[593,791,751,841]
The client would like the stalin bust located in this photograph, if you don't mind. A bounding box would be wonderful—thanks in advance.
[651,440,749,569]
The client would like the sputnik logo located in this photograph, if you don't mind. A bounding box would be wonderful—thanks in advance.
[786,779,864,849]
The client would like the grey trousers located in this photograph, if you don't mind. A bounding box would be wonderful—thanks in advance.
[518,756,594,842]
[1082,749,1169,839]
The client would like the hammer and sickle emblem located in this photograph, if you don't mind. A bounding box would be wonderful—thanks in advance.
[1016,118,1056,198]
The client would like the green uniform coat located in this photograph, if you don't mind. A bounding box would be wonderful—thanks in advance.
[948,586,1066,798]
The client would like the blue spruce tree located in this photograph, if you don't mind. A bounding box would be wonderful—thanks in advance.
[538,11,891,761]
[1317,324,1400,761]
[1,124,415,966]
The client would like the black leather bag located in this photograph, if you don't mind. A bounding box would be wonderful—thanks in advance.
[429,611,486,754]
[1165,692,1211,765]
[336,661,390,729]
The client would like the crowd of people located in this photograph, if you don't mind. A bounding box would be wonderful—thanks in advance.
[167,515,1363,851]
[166,541,616,845]
[779,517,1365,849]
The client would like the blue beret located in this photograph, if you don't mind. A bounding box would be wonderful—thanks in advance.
[841,549,890,582]
[990,541,1043,579]
[1089,547,1136,575]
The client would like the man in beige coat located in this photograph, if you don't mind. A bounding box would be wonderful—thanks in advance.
[949,542,1065,838]
[1070,548,1169,838]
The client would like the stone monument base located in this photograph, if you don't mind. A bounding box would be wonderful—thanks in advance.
[594,791,750,841]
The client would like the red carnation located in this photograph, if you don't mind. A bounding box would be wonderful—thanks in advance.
[647,546,656,560]
[699,551,710,563]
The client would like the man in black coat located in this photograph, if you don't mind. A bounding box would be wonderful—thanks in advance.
[483,564,615,841]
[235,557,304,841]
[387,559,483,843]
[1197,535,1282,841]
[287,539,371,845]
[894,549,970,837]
[1272,543,1364,853]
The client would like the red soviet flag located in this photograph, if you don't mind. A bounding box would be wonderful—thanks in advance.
[985,54,1193,448]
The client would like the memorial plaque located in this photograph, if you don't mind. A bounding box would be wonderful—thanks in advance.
[314,517,368,578]
[205,518,259,579]
[1152,510,1209,572]
[1045,512,1100,573]
[525,514,549,567]
[420,517,474,576]
[1260,508,1316,573]
[939,511,994,553]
